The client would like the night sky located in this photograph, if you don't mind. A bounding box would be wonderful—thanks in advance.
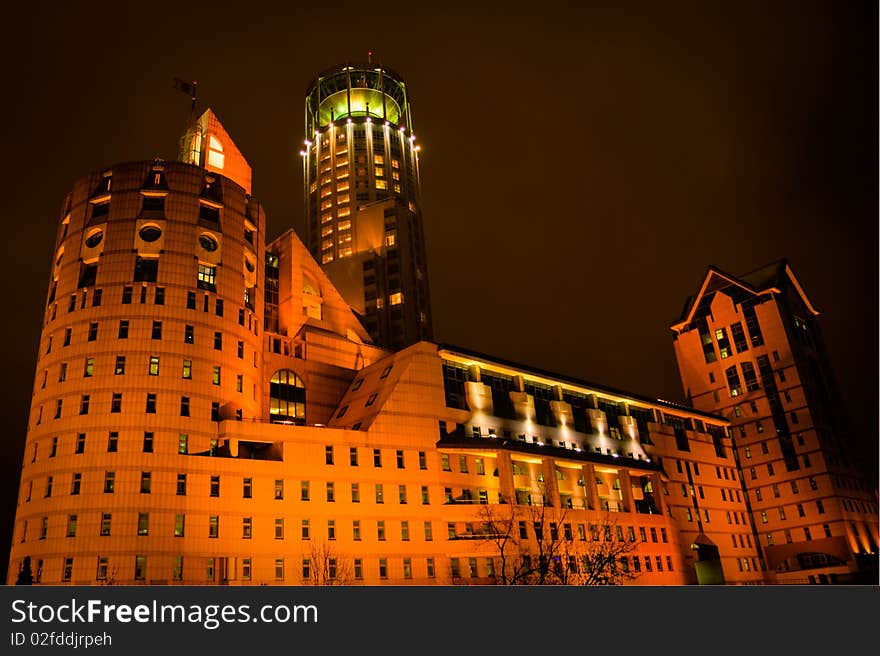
[0,2,876,582]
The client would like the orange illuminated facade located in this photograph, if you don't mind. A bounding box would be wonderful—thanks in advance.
[672,263,878,583]
[8,99,875,587]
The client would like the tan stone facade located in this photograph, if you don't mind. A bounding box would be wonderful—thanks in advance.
[9,112,873,587]
[672,264,879,583]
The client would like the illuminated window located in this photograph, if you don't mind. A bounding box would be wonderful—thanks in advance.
[393,184,401,193]
[321,212,333,224]
[715,328,732,358]
[207,135,225,169]
[725,365,742,397]
[322,238,333,250]
[197,264,216,291]
[376,179,387,190]
[321,187,332,198]
[337,219,351,231]
[337,206,351,218]
[321,225,333,237]
[338,232,351,244]
[339,246,352,257]
[309,181,317,193]
[385,231,396,246]
[174,514,185,537]
[137,512,149,536]
[322,253,334,264]
[337,179,349,189]
[374,155,384,165]
[389,292,403,306]
[374,167,384,178]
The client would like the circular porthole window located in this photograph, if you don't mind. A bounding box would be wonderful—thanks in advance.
[84,230,103,248]
[199,234,219,252]
[139,225,162,242]
[245,257,255,273]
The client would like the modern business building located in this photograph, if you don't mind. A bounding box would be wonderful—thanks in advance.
[672,262,879,583]
[300,62,432,350]
[7,78,876,586]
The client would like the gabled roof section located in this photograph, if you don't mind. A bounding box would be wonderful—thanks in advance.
[179,108,253,194]
[268,228,372,344]
[672,259,818,332]
[327,344,430,431]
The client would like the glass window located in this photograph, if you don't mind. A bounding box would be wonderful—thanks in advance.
[269,370,306,424]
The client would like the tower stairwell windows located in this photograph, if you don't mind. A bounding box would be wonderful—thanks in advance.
[730,322,749,353]
[741,362,760,392]
[698,318,716,363]
[269,370,306,425]
[715,328,732,359]
[743,303,764,347]
[726,365,742,397]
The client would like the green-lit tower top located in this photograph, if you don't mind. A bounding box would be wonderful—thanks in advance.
[305,62,413,135]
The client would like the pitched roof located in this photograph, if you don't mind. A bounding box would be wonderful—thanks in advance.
[672,258,819,332]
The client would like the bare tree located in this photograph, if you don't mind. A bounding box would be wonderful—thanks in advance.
[475,500,532,585]
[566,515,640,586]
[477,500,639,586]
[304,541,354,585]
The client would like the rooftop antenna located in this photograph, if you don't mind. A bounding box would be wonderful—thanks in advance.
[173,77,200,164]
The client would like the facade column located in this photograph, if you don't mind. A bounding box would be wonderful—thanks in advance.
[495,451,515,505]
[541,458,560,507]
[580,463,598,511]
[650,472,666,516]
[617,469,635,514]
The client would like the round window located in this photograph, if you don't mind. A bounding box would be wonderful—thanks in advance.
[139,225,162,242]
[199,234,218,252]
[245,258,255,273]
[84,231,103,248]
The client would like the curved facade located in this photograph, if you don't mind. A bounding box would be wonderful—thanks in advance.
[11,159,267,584]
[302,63,432,350]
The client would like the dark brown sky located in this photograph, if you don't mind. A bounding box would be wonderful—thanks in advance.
[0,1,876,580]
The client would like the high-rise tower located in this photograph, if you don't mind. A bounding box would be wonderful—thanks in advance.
[301,62,432,351]
[671,260,879,584]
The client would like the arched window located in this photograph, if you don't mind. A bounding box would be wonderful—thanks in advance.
[269,370,306,424]
[207,135,225,170]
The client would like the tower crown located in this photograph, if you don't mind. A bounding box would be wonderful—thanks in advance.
[305,63,412,134]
